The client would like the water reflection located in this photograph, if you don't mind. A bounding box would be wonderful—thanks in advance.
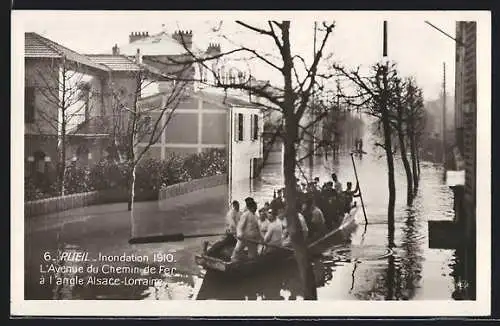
[224,151,472,301]
[25,150,473,300]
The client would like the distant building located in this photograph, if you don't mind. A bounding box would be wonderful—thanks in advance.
[451,21,476,226]
[446,21,477,299]
[115,28,265,180]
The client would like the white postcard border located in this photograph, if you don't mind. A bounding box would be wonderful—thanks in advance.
[11,10,491,317]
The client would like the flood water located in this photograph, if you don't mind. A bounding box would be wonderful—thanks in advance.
[25,149,474,301]
[213,150,473,300]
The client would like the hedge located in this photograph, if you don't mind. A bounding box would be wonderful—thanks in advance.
[25,148,227,201]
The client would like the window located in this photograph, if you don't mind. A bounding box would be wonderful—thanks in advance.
[252,114,259,141]
[25,87,35,123]
[238,113,244,141]
[143,116,153,134]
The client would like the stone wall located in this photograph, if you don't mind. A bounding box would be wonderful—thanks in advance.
[158,173,227,201]
[25,190,101,217]
[25,174,228,217]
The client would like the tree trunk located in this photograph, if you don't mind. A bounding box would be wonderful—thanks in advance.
[58,121,67,196]
[382,67,396,247]
[58,65,67,196]
[127,73,141,211]
[396,110,413,205]
[127,166,134,211]
[409,129,419,190]
[281,21,317,300]
[128,164,137,235]
[415,137,421,178]
[283,123,317,300]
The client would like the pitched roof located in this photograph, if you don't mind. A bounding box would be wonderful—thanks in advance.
[195,89,256,107]
[25,32,110,72]
[86,54,142,71]
[69,116,114,137]
[86,54,172,80]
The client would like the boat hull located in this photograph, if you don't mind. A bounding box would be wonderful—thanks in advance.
[195,206,359,275]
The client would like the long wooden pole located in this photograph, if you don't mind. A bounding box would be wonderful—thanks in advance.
[350,153,368,224]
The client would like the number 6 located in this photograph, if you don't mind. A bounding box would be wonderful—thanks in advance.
[43,252,51,261]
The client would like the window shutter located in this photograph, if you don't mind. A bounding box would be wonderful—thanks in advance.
[25,87,35,123]
[250,114,254,141]
[234,113,238,142]
[253,114,259,140]
[238,113,244,141]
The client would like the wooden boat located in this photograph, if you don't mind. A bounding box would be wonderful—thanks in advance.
[194,205,359,274]
[351,149,367,155]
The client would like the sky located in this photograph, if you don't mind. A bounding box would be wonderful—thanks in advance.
[14,10,483,101]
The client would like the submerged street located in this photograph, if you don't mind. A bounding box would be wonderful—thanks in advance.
[25,147,472,301]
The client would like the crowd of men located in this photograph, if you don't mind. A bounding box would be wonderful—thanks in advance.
[225,173,360,262]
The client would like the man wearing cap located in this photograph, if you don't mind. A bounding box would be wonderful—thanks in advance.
[231,198,262,261]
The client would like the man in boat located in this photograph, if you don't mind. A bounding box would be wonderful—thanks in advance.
[225,200,241,235]
[231,198,262,261]
[261,206,284,254]
[257,207,270,239]
[278,207,309,246]
[343,181,360,213]
[304,197,326,239]
[276,188,285,206]
[331,173,343,192]
[314,177,320,190]
[297,210,309,240]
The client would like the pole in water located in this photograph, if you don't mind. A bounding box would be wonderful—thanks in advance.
[350,153,368,224]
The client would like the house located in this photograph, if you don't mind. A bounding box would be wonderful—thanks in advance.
[435,21,477,299]
[24,32,169,183]
[449,22,476,229]
[25,32,111,178]
[112,28,265,182]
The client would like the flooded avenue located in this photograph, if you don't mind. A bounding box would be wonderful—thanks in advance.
[25,148,472,301]
[220,149,468,300]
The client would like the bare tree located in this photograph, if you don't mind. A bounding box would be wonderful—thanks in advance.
[109,68,189,214]
[171,20,337,300]
[333,62,402,244]
[392,77,414,205]
[32,56,97,196]
[404,78,425,190]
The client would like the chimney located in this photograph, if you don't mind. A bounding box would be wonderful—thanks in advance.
[135,48,142,64]
[112,44,120,55]
[172,30,193,50]
[206,43,221,57]
[129,31,149,43]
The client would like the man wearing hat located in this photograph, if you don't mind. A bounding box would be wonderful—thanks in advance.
[230,197,262,261]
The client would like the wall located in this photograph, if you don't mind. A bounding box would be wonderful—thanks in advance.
[26,173,228,217]
[25,58,60,136]
[158,173,227,202]
[229,106,264,183]
[136,92,228,159]
[25,58,109,176]
[460,22,477,212]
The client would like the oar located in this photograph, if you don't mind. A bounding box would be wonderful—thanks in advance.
[350,152,368,225]
[129,232,227,244]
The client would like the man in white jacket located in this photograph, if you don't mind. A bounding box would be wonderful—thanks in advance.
[225,200,241,234]
[231,198,261,261]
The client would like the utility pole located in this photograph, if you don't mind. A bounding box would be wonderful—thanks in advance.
[442,62,447,166]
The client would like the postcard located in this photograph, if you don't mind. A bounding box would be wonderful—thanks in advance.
[11,10,491,317]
